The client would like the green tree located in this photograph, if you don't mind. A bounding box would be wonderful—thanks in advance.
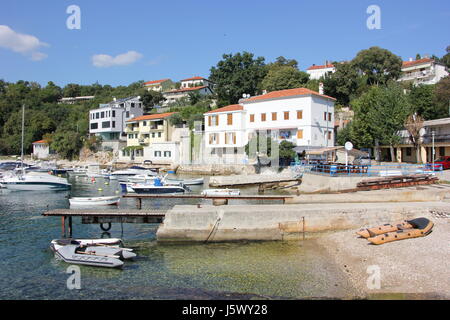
[322,62,361,106]
[209,52,267,105]
[351,83,411,160]
[51,130,82,160]
[139,89,165,112]
[261,66,309,92]
[409,84,439,120]
[434,76,450,118]
[351,47,403,86]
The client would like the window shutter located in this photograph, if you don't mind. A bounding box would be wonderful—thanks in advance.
[208,116,211,126]
[297,130,303,139]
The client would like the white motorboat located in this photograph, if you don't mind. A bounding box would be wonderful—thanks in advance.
[201,189,241,196]
[127,174,158,183]
[51,243,124,268]
[165,177,204,186]
[131,183,188,194]
[111,166,157,181]
[51,239,136,260]
[0,171,71,191]
[69,195,121,206]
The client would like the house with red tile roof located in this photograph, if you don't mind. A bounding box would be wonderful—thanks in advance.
[398,57,448,85]
[162,77,214,106]
[120,112,187,164]
[203,87,336,164]
[143,78,174,92]
[32,140,50,159]
[306,63,336,80]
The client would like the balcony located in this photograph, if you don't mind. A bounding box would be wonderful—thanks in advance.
[138,138,149,145]
[399,70,435,82]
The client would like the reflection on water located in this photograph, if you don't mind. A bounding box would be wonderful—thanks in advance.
[0,174,353,299]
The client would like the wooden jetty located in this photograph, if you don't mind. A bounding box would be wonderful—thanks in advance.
[43,209,166,238]
[122,194,294,208]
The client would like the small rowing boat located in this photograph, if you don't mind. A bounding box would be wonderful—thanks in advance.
[357,217,434,245]
[69,196,120,206]
[51,239,136,260]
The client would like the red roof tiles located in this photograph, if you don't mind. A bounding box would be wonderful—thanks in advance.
[180,76,206,81]
[127,112,175,122]
[307,64,335,71]
[402,58,434,68]
[32,140,47,144]
[165,86,208,93]
[204,104,243,114]
[243,88,336,103]
[144,79,171,85]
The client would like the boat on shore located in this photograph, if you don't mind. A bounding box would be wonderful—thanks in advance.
[358,217,434,245]
[69,195,121,206]
[201,189,240,196]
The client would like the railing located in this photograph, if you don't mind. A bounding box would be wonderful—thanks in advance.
[290,162,443,177]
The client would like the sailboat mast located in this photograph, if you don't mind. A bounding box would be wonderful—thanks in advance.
[21,104,24,167]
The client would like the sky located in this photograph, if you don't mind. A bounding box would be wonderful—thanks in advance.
[0,0,449,87]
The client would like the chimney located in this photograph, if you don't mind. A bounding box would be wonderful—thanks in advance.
[319,82,324,95]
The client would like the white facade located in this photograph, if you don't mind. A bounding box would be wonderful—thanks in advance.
[398,58,449,85]
[89,96,144,143]
[32,141,50,159]
[180,77,213,89]
[306,64,336,80]
[203,88,336,163]
[163,86,213,106]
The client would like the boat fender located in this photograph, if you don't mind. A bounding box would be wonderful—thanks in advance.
[100,222,112,231]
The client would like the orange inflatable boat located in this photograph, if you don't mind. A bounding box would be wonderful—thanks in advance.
[358,217,434,245]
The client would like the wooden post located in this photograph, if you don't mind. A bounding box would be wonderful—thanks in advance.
[136,197,142,209]
[61,216,66,238]
[68,216,73,238]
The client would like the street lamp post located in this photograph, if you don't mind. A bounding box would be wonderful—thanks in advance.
[432,130,435,171]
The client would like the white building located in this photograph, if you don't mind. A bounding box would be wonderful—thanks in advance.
[162,76,214,106]
[203,88,336,163]
[89,96,144,152]
[143,78,173,92]
[306,63,336,80]
[32,140,50,159]
[398,58,449,85]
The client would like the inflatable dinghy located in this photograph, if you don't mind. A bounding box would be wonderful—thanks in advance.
[356,220,414,238]
[364,217,434,245]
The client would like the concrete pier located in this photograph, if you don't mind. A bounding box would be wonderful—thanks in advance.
[156,201,450,243]
[208,172,300,187]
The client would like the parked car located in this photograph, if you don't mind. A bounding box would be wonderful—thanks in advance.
[430,156,450,170]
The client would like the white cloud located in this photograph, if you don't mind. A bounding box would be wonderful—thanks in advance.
[92,51,143,68]
[0,25,48,61]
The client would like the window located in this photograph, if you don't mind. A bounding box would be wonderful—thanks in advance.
[328,113,332,121]
[112,121,115,128]
[297,111,303,119]
[96,113,99,119]
[272,112,277,121]
[284,112,289,120]
[225,132,236,145]
[327,131,332,140]
[279,130,291,140]
[126,111,130,118]
[227,113,233,125]
[209,133,219,145]
[102,121,110,128]
[158,132,161,138]
[324,112,327,121]
[250,114,255,122]
[101,112,105,118]
[143,121,147,126]
[297,129,303,139]
[112,110,115,117]
[440,147,445,156]
[131,103,135,108]
[164,151,171,157]
[128,134,132,139]
[152,132,155,138]
[261,113,266,122]
[90,123,98,130]
[154,151,162,157]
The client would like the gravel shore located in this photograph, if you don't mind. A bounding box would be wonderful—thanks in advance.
[316,211,450,299]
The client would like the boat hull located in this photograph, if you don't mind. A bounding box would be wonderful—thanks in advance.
[69,196,121,206]
[2,182,71,191]
[132,186,186,194]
